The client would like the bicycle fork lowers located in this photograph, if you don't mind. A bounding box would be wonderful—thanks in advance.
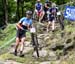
[31,33,39,58]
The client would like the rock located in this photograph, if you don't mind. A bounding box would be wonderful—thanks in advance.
[51,60,61,64]
[11,43,15,47]
[23,47,33,54]
[9,47,15,54]
[48,51,57,60]
[10,41,33,54]
[33,49,48,58]
[38,34,44,38]
[0,61,4,64]
[50,43,64,51]
[60,61,68,64]
[44,37,50,41]
[34,61,39,64]
[54,60,61,64]
[4,60,22,64]
[38,38,44,45]
[49,51,56,57]
[65,39,72,44]
[25,41,31,46]
[64,42,74,51]
[40,61,51,64]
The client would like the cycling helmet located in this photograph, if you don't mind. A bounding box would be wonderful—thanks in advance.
[26,10,32,15]
[37,0,40,3]
[37,0,40,1]
[45,0,49,3]
[52,3,56,7]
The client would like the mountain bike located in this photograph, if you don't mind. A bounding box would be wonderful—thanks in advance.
[57,11,64,30]
[30,27,39,58]
[57,11,64,37]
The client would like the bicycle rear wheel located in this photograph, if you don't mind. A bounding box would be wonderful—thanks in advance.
[58,15,64,30]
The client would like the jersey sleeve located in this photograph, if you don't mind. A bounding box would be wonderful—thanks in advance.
[30,20,32,25]
[49,8,52,12]
[29,20,32,27]
[19,17,25,23]
[56,8,58,12]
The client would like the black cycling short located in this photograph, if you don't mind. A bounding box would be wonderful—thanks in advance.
[44,7,48,13]
[48,14,55,21]
[16,29,26,38]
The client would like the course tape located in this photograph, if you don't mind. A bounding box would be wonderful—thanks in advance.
[0,36,16,49]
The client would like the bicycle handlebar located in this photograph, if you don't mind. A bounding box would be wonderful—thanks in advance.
[23,27,36,34]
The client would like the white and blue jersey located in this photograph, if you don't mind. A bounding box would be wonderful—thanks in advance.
[49,7,58,14]
[19,17,32,29]
[35,3,42,11]
[47,7,58,21]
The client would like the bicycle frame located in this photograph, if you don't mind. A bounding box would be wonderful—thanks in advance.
[57,12,64,30]
[25,28,39,57]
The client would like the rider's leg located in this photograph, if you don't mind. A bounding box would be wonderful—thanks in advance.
[33,10,36,19]
[39,11,45,23]
[35,9,38,20]
[20,37,25,55]
[52,20,55,31]
[43,11,46,21]
[14,37,20,55]
[47,21,51,32]
[47,14,52,32]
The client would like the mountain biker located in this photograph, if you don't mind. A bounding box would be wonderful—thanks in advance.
[14,10,33,57]
[47,3,58,32]
[35,0,44,22]
[43,0,52,21]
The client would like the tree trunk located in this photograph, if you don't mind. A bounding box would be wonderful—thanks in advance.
[21,0,24,17]
[16,0,20,21]
[3,0,8,25]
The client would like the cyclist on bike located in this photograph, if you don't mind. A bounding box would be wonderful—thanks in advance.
[47,3,58,32]
[35,0,44,23]
[14,11,33,57]
[43,0,52,21]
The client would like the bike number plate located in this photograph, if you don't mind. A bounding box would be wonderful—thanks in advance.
[57,11,61,15]
[30,27,36,33]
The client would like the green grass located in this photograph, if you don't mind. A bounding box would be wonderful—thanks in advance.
[0,24,16,47]
[0,52,39,64]
[0,24,31,48]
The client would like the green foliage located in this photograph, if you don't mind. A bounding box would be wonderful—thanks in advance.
[0,24,16,46]
[8,0,17,23]
[51,0,70,5]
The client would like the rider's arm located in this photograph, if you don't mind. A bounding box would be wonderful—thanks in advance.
[16,17,25,30]
[28,20,33,31]
[40,3,43,11]
[45,3,49,9]
[56,7,58,12]
[16,23,24,30]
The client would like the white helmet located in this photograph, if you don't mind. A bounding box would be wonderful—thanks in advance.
[26,10,32,15]
[52,3,56,7]
[37,0,40,2]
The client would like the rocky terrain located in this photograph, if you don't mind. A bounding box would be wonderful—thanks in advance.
[0,22,75,64]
